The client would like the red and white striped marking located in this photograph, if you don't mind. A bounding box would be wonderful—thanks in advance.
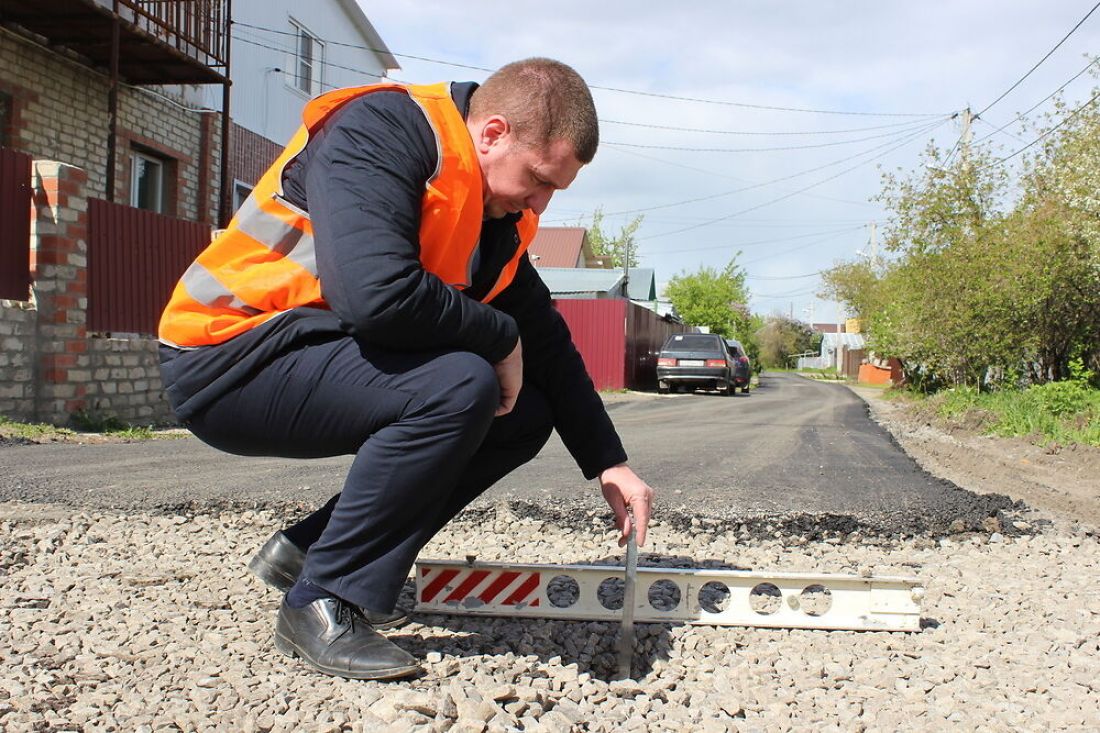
[418,566,541,608]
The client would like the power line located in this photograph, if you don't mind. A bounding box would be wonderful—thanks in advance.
[598,145,878,209]
[972,56,1100,146]
[657,225,865,255]
[600,116,944,137]
[232,22,948,118]
[986,88,1100,167]
[611,118,945,220]
[746,271,826,281]
[637,118,949,241]
[603,117,947,153]
[976,1,1100,118]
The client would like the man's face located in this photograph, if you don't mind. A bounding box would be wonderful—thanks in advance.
[469,116,584,219]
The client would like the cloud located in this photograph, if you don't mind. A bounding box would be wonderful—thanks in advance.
[362,1,1100,320]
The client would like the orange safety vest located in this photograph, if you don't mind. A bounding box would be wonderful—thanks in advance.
[159,82,539,348]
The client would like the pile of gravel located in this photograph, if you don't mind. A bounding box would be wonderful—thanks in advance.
[1,502,1097,732]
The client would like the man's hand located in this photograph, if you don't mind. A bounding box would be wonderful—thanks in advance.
[493,339,523,416]
[599,463,655,547]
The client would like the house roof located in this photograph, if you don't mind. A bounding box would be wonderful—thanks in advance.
[821,332,867,351]
[529,227,587,268]
[537,267,624,295]
[624,268,656,301]
[336,0,401,71]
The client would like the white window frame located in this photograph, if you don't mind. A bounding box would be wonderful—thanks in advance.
[286,19,324,97]
[130,150,165,214]
[233,180,254,212]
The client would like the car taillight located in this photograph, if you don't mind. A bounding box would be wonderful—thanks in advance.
[705,359,725,367]
[657,357,676,367]
[739,356,749,364]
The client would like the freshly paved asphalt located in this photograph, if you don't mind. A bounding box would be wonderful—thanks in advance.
[0,373,1019,536]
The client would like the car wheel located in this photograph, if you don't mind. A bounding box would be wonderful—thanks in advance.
[742,385,750,394]
[658,383,669,394]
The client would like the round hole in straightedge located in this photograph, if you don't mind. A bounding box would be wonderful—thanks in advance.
[647,579,681,612]
[799,584,833,616]
[748,582,783,615]
[698,581,731,614]
[597,577,624,610]
[546,575,580,608]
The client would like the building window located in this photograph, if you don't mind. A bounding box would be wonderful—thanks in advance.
[233,180,253,212]
[288,20,323,96]
[0,91,13,148]
[130,150,167,213]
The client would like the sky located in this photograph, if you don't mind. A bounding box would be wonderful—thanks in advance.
[356,1,1100,323]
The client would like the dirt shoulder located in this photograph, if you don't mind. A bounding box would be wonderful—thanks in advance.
[848,384,1100,527]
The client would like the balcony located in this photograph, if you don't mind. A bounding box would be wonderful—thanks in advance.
[1,0,229,85]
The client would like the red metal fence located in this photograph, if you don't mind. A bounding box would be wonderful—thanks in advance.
[0,146,32,300]
[554,299,692,390]
[88,198,210,334]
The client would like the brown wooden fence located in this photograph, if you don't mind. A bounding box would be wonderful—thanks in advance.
[88,198,210,335]
[0,146,32,300]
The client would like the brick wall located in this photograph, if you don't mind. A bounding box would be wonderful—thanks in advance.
[0,160,174,426]
[0,26,221,224]
[230,122,282,189]
[0,299,35,418]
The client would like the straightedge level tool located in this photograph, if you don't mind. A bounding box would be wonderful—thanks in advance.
[415,559,925,632]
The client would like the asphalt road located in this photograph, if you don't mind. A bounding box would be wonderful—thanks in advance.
[0,373,1018,536]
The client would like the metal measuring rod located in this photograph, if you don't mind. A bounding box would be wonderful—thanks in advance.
[615,527,639,680]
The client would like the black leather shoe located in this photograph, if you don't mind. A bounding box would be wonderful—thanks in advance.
[274,597,421,680]
[249,532,411,630]
[248,531,304,593]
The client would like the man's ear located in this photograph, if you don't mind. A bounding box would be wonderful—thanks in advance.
[473,115,510,153]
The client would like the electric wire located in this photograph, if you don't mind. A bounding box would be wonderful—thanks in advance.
[975,1,1100,118]
[637,118,949,241]
[657,225,865,255]
[985,88,1100,167]
[611,117,946,220]
[232,22,948,117]
[603,117,947,153]
[600,116,946,136]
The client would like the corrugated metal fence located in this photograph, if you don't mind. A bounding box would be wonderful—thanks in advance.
[88,198,211,334]
[0,146,32,300]
[554,299,692,390]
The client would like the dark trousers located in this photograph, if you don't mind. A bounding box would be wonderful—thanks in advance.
[187,334,553,612]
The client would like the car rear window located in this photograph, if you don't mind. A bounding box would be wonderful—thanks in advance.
[663,334,723,351]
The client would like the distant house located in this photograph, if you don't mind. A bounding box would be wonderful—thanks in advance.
[537,267,625,299]
[529,227,612,269]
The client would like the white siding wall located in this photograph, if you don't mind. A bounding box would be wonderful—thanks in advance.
[182,0,391,147]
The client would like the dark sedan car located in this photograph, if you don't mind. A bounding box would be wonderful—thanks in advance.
[724,338,752,393]
[656,333,737,394]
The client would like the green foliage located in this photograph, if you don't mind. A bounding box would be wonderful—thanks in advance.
[575,208,644,268]
[0,416,76,441]
[921,382,1100,446]
[753,315,815,369]
[821,88,1100,390]
[71,410,155,439]
[664,259,750,338]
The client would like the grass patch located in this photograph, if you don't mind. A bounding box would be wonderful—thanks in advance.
[0,416,76,441]
[902,381,1100,447]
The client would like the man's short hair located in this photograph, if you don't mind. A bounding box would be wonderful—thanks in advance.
[469,57,599,164]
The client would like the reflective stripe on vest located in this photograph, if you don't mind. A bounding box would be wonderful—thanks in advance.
[159,82,540,348]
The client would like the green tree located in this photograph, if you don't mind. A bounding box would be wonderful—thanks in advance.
[577,208,643,268]
[664,260,750,338]
[753,315,815,369]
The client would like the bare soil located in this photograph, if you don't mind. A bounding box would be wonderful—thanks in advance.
[850,385,1100,527]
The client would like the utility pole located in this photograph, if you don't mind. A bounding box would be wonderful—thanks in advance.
[869,221,878,265]
[959,107,973,166]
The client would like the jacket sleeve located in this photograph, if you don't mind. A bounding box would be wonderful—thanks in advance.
[491,257,629,479]
[304,92,519,364]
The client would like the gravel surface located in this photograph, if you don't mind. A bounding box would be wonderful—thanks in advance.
[2,503,1098,732]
